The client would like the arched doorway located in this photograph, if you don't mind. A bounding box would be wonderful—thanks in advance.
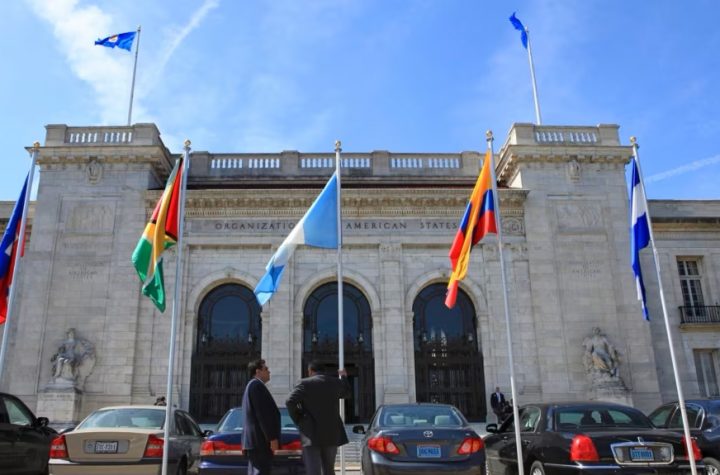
[413,283,486,420]
[302,282,375,423]
[190,283,262,423]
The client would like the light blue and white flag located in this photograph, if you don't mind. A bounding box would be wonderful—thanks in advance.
[254,173,339,305]
[630,156,650,320]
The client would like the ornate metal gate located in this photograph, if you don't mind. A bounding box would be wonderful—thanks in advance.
[190,283,262,424]
[302,282,375,423]
[413,283,486,420]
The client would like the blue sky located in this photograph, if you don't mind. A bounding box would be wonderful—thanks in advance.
[1,0,718,200]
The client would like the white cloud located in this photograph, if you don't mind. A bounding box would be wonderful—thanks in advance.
[25,0,218,127]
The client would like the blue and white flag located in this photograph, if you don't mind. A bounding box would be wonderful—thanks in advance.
[254,173,339,305]
[509,12,528,49]
[95,31,137,51]
[630,156,650,320]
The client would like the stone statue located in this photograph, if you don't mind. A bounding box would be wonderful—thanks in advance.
[582,327,620,380]
[49,328,96,389]
[86,158,102,184]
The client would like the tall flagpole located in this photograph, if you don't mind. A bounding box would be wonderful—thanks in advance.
[161,141,190,475]
[127,25,141,126]
[630,137,697,475]
[335,140,346,475]
[525,28,542,125]
[0,142,39,386]
[486,131,524,475]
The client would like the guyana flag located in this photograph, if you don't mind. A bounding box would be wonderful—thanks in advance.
[132,157,184,312]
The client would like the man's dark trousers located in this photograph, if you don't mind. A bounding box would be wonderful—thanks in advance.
[302,445,337,475]
[246,447,273,475]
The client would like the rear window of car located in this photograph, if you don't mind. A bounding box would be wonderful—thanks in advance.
[78,408,165,430]
[217,408,295,433]
[555,407,652,430]
[377,405,464,428]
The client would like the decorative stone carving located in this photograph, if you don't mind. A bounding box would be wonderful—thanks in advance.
[567,159,581,182]
[66,203,114,234]
[556,203,602,231]
[86,158,103,184]
[582,327,620,380]
[48,328,96,390]
[502,216,525,236]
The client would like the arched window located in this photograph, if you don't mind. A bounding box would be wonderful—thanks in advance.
[413,283,486,420]
[190,283,261,423]
[302,282,375,422]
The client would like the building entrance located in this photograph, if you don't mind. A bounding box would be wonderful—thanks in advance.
[413,283,486,421]
[189,283,262,424]
[301,282,375,423]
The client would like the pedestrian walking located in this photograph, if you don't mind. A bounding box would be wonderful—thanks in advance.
[286,361,351,475]
[242,359,280,475]
[490,386,506,423]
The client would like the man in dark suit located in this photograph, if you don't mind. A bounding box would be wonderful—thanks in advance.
[242,359,281,475]
[286,361,351,475]
[490,386,506,423]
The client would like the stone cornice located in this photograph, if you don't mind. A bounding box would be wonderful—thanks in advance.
[34,145,175,178]
[144,188,529,219]
[496,144,632,184]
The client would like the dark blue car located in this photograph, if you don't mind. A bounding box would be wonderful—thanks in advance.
[199,407,304,474]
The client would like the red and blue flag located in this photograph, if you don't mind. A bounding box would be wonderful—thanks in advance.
[445,150,497,308]
[0,177,29,324]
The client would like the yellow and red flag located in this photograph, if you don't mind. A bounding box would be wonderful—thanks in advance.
[445,150,497,308]
[132,157,183,312]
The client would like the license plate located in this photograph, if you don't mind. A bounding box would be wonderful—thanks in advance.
[417,445,441,458]
[95,441,118,454]
[629,447,654,461]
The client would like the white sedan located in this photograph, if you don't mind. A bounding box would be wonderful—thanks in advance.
[49,405,208,475]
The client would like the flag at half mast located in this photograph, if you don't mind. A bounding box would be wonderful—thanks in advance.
[445,150,497,308]
[132,157,184,312]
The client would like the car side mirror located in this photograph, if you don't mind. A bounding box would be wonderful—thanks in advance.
[34,417,49,428]
[352,425,366,434]
[485,423,498,433]
[203,429,214,437]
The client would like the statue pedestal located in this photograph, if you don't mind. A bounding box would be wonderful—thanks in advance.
[589,378,633,406]
[37,386,82,427]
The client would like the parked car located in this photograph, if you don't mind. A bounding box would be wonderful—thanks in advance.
[648,398,720,475]
[484,401,703,475]
[353,403,485,474]
[49,405,208,474]
[0,392,57,475]
[198,406,304,474]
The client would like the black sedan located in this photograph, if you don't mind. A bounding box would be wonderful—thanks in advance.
[649,398,720,475]
[484,401,702,475]
[0,392,57,475]
[198,407,304,474]
[353,403,485,474]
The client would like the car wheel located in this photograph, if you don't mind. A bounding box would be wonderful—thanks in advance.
[530,461,546,475]
[705,457,720,475]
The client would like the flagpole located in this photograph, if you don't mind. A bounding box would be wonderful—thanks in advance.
[0,142,39,387]
[486,131,524,475]
[161,141,190,475]
[525,28,542,125]
[127,25,141,126]
[630,137,697,475]
[334,140,346,475]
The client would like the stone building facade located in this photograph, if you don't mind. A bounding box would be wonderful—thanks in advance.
[0,122,718,424]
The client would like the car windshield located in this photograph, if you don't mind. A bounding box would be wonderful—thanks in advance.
[78,408,165,430]
[377,405,464,428]
[555,406,652,430]
[217,407,296,433]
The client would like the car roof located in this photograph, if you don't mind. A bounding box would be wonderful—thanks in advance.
[525,401,639,410]
[94,405,169,411]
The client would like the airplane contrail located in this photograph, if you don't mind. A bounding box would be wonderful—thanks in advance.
[645,154,720,183]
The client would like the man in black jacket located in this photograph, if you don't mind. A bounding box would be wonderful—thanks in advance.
[286,361,351,475]
[242,359,280,475]
[490,386,506,423]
